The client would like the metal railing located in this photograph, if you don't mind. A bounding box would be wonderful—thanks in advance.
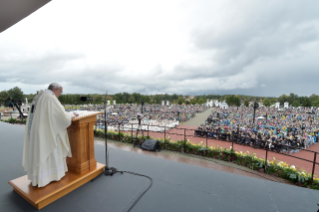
[95,121,319,183]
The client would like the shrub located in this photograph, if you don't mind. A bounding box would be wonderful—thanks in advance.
[0,118,26,125]
[92,129,319,190]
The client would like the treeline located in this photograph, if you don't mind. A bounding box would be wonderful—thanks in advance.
[226,93,318,107]
[0,87,25,106]
[276,93,317,107]
[0,86,318,107]
[57,93,207,105]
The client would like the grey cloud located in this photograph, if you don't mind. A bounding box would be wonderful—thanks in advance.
[191,1,319,74]
[167,1,319,96]
[0,52,85,84]
[2,0,319,97]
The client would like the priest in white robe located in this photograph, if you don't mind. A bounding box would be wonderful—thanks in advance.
[22,82,78,187]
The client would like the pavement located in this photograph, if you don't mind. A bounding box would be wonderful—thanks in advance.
[0,106,29,120]
[180,108,214,126]
[1,121,319,212]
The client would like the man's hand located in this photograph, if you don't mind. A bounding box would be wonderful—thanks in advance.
[72,112,79,120]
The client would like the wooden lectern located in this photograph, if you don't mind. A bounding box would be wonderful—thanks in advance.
[67,111,103,174]
[9,111,106,210]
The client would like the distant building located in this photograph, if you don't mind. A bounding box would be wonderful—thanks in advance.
[213,100,220,107]
[184,95,195,102]
[206,99,220,107]
[284,102,289,109]
[219,101,229,109]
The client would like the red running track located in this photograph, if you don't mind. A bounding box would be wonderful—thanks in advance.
[135,126,319,177]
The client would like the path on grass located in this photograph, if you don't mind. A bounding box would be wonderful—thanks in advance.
[180,108,213,127]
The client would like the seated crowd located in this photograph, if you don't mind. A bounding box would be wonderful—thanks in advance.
[86,104,207,126]
[195,106,319,154]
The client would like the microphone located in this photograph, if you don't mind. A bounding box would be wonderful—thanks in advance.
[80,97,87,102]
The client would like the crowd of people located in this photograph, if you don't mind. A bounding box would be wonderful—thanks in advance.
[104,104,206,123]
[69,104,208,128]
[195,106,319,154]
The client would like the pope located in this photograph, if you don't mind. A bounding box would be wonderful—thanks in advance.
[22,83,79,187]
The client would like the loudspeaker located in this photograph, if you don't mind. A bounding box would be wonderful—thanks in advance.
[141,139,160,151]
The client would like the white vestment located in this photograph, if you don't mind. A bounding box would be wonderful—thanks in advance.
[22,90,74,187]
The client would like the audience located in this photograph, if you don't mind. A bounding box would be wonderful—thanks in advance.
[68,104,208,129]
[195,106,319,154]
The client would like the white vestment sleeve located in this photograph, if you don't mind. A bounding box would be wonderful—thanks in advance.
[24,93,74,170]
[22,108,32,170]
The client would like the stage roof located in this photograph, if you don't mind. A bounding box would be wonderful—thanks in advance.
[0,0,51,33]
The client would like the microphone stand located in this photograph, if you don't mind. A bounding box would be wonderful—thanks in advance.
[103,101,121,176]
[79,96,121,181]
[103,101,112,175]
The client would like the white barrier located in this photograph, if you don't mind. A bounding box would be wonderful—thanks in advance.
[107,120,179,132]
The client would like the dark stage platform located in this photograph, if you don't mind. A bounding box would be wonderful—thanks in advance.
[1,122,319,212]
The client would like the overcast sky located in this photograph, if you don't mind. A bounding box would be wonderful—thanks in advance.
[0,0,319,97]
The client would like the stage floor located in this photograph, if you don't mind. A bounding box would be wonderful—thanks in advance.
[1,122,319,212]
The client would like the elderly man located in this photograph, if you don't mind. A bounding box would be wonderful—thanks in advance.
[22,83,78,187]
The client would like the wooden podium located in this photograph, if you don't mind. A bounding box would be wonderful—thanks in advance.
[66,111,103,174]
[9,111,106,210]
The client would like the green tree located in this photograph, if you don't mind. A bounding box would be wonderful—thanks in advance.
[190,98,197,105]
[312,99,319,107]
[177,97,184,105]
[225,95,235,106]
[143,95,151,104]
[263,98,271,107]
[302,97,312,107]
[288,93,298,105]
[198,98,205,105]
[244,100,249,107]
[234,96,241,107]
[309,94,318,104]
[0,90,10,106]
[93,94,102,103]
[132,93,141,103]
[269,98,277,105]
[153,94,164,104]
[122,92,130,103]
[171,94,179,101]
[128,96,135,103]
[278,94,289,106]
[7,86,24,102]
[292,99,300,107]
